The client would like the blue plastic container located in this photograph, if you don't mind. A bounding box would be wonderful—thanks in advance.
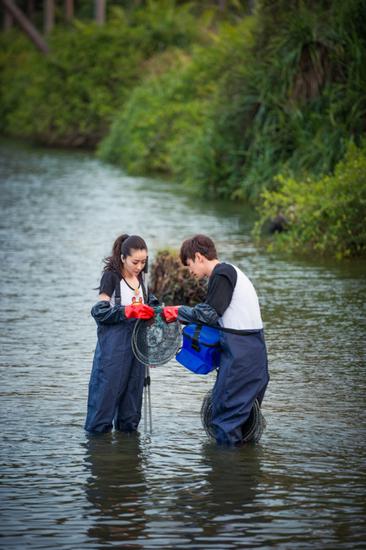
[175,323,221,374]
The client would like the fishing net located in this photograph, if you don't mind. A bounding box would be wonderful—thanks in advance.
[200,390,266,443]
[132,309,181,366]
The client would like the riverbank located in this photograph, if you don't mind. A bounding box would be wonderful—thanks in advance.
[1,1,365,258]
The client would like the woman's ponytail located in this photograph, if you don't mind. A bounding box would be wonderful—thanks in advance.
[103,234,129,273]
[103,234,147,274]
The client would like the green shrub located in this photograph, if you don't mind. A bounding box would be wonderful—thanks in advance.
[98,50,203,172]
[100,0,366,203]
[0,33,33,134]
[128,0,201,53]
[0,23,144,146]
[0,2,201,147]
[181,0,366,199]
[254,142,366,258]
[97,45,218,173]
[98,17,254,186]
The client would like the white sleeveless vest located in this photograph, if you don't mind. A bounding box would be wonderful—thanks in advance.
[219,265,263,330]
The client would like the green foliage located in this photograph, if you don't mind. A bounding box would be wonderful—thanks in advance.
[254,143,366,258]
[98,17,255,187]
[100,0,366,205]
[97,42,220,174]
[0,33,35,134]
[184,0,366,200]
[0,23,144,145]
[171,19,257,196]
[128,0,201,53]
[0,2,201,146]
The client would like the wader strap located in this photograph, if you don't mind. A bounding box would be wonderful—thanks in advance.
[115,276,121,305]
[181,320,261,336]
[191,325,202,352]
[139,273,148,304]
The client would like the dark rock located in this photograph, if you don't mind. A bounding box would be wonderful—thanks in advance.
[268,214,288,234]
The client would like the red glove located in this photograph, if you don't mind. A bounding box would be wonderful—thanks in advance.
[162,306,179,323]
[125,304,155,320]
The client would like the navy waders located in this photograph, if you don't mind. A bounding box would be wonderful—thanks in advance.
[211,330,269,446]
[84,319,145,434]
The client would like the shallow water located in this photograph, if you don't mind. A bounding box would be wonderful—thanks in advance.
[0,140,365,549]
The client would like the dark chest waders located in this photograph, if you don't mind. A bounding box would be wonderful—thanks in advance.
[115,275,154,433]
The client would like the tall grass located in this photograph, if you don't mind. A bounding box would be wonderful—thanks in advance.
[186,0,366,199]
[99,0,366,203]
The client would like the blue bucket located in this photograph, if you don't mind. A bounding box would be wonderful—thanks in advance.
[175,324,221,375]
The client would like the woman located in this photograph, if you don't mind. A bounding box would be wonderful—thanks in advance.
[163,234,269,446]
[85,234,157,434]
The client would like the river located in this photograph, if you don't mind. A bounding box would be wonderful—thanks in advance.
[0,140,365,549]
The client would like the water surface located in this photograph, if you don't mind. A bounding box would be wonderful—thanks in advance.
[0,141,365,549]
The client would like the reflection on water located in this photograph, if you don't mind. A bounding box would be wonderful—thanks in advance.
[193,444,263,546]
[0,140,365,549]
[84,433,147,547]
[83,434,264,548]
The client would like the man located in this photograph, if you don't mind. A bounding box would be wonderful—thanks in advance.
[163,234,269,446]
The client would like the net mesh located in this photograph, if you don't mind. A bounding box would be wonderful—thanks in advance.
[132,312,181,366]
[200,390,266,443]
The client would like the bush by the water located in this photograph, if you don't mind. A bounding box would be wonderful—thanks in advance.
[98,18,254,183]
[0,26,140,146]
[150,249,207,306]
[99,0,366,201]
[202,0,366,200]
[0,3,201,146]
[254,143,366,259]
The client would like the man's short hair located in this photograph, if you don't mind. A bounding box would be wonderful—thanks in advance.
[180,234,218,266]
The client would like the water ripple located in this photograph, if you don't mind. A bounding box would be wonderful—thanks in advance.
[0,141,365,549]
